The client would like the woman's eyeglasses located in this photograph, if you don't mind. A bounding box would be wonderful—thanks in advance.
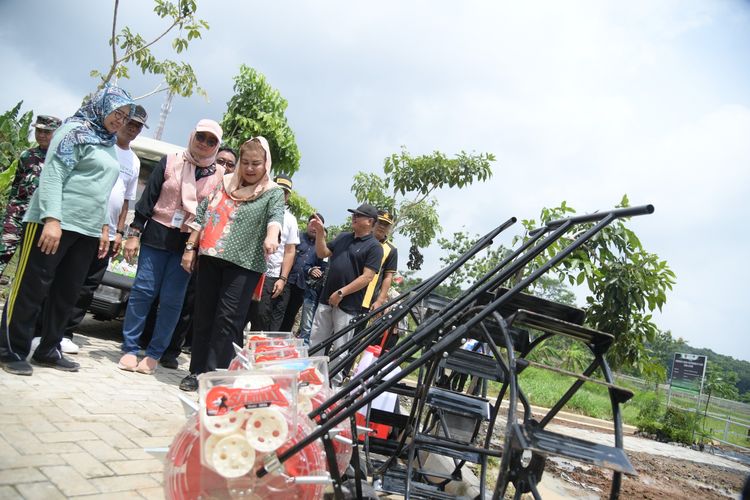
[112,109,129,123]
[216,158,235,168]
[195,132,218,147]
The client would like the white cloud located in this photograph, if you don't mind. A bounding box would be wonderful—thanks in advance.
[0,49,83,122]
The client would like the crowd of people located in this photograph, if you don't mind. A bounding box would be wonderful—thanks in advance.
[0,85,400,393]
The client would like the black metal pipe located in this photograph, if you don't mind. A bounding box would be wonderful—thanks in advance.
[313,216,577,425]
[312,218,521,415]
[529,204,653,236]
[599,356,624,500]
[311,217,517,360]
[311,218,567,422]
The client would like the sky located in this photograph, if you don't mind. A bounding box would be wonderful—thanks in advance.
[1,0,749,362]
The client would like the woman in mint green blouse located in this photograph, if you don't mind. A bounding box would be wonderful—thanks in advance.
[0,86,134,377]
[178,136,284,391]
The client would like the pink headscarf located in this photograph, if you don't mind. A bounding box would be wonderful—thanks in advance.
[223,136,278,202]
[172,119,223,218]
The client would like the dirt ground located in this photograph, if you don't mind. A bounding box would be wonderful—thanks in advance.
[542,449,748,499]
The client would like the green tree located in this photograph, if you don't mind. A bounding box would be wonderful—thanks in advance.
[703,369,739,407]
[0,102,33,175]
[436,231,510,298]
[0,102,34,203]
[352,147,494,269]
[286,191,315,227]
[436,230,577,304]
[220,65,301,175]
[90,0,209,98]
[516,196,676,375]
[702,368,740,430]
[0,102,33,218]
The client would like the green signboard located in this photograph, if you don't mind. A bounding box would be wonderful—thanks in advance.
[670,353,707,393]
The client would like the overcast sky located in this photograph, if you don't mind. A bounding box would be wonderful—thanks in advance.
[1,0,749,362]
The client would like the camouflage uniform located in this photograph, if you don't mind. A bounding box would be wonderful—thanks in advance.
[0,146,48,276]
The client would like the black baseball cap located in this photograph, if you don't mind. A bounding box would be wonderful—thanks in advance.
[347,203,378,220]
[130,105,149,128]
[308,212,325,224]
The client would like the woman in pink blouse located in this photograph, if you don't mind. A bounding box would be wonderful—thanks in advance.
[119,120,225,375]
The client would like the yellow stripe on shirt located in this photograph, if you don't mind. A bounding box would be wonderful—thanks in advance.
[362,241,393,309]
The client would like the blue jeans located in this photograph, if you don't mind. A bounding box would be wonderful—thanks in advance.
[298,289,319,345]
[121,244,190,359]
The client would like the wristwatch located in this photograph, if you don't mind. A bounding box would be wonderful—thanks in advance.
[185,242,197,252]
[126,226,141,238]
[116,229,126,236]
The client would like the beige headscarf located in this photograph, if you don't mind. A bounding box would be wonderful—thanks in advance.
[223,136,278,202]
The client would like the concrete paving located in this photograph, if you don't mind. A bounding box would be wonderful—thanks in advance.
[0,316,195,499]
[0,315,747,499]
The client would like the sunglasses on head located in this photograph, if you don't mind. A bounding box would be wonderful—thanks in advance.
[195,132,218,147]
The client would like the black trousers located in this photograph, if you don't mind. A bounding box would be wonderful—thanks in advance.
[279,283,305,332]
[246,276,290,332]
[63,242,115,339]
[189,256,260,375]
[0,223,97,361]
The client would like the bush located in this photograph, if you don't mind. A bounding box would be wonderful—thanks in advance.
[659,407,697,444]
[635,392,662,434]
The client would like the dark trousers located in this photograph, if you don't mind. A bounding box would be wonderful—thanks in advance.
[246,276,290,332]
[279,283,305,332]
[0,223,97,361]
[63,242,114,339]
[189,256,260,375]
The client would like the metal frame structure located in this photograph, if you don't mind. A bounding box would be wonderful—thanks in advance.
[256,205,653,499]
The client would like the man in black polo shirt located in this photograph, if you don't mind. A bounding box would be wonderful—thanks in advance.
[308,203,383,354]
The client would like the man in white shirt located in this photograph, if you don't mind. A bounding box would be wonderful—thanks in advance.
[55,105,147,351]
[247,174,300,331]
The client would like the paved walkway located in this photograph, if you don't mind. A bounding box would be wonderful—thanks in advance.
[0,318,194,499]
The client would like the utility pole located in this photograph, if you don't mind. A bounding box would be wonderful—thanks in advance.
[153,90,174,140]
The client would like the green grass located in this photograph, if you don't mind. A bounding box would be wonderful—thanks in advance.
[494,366,641,424]
[483,366,749,445]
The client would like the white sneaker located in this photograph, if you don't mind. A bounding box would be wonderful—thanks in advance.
[27,337,41,361]
[60,337,80,354]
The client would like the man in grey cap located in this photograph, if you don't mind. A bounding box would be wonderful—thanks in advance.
[0,114,62,279]
[38,105,149,354]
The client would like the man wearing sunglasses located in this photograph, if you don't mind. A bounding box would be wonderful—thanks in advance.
[215,146,237,174]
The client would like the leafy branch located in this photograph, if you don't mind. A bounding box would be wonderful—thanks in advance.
[352,146,495,269]
[91,0,209,99]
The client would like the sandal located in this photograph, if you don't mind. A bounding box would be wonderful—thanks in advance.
[117,353,138,371]
[136,356,158,375]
